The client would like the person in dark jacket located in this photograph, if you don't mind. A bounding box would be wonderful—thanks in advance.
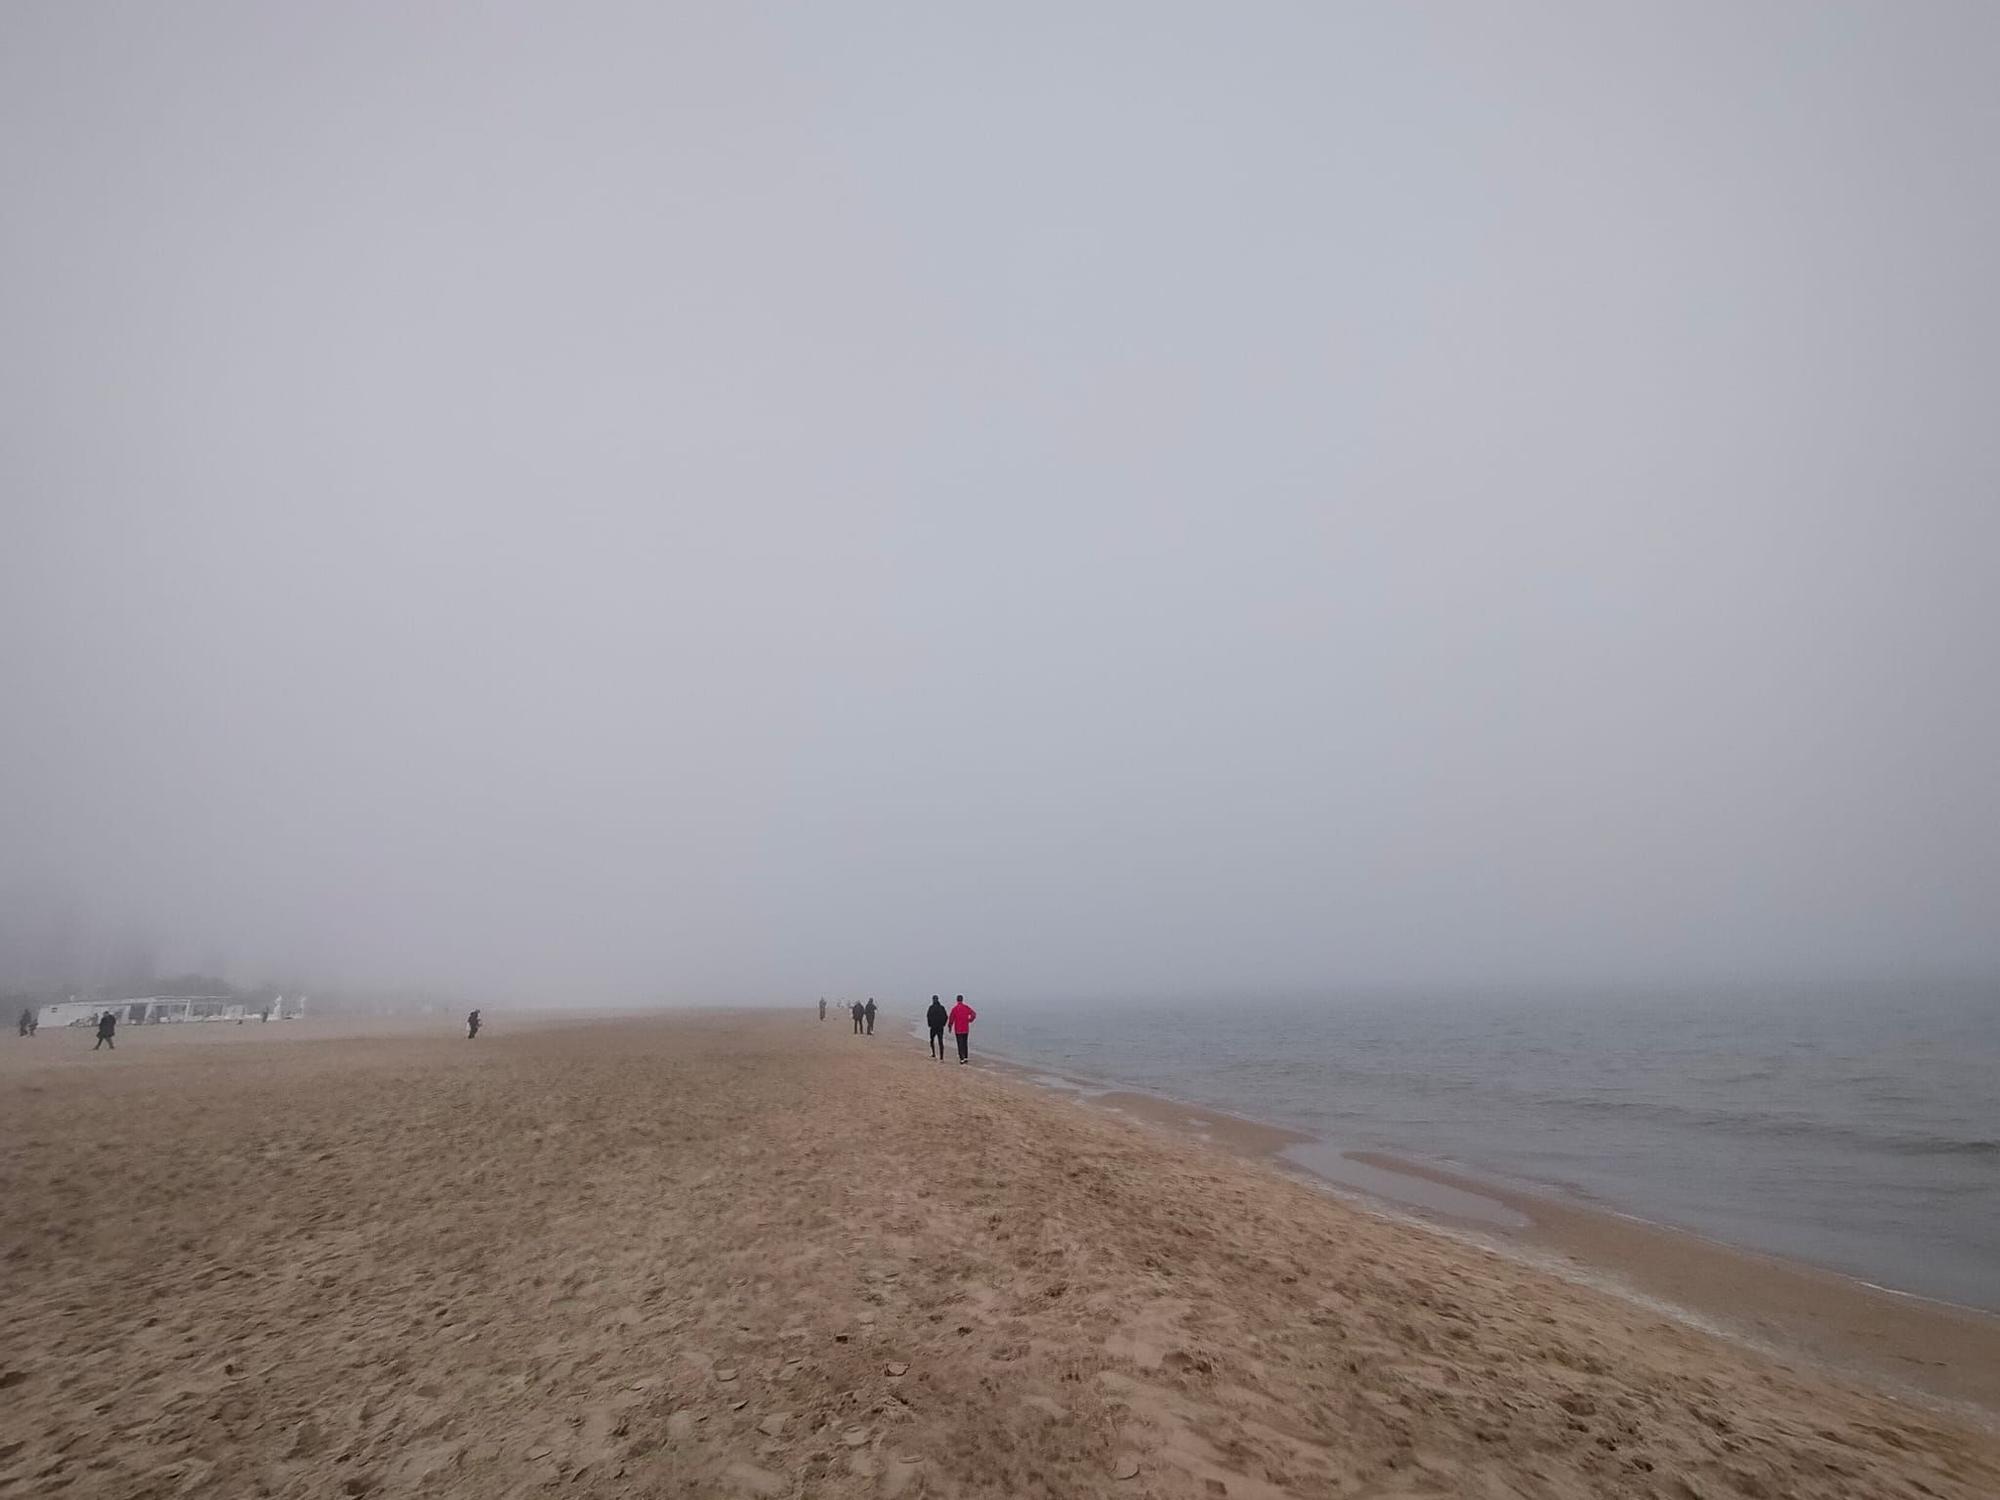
[863,998,877,1035]
[925,996,948,1059]
[850,1001,864,1034]
[94,1011,117,1050]
[18,1006,35,1038]
[467,1009,481,1040]
[818,997,827,1022]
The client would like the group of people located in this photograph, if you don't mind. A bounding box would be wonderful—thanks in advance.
[818,993,978,1063]
[818,996,882,1034]
[21,1008,120,1048]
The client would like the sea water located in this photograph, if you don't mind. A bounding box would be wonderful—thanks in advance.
[971,985,1999,1311]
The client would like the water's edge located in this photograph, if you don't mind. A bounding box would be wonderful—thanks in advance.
[950,1027,2000,1425]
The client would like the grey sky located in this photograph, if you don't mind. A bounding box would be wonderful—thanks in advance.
[3,4,1996,1004]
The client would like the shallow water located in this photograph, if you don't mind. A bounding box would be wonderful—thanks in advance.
[971,985,2000,1310]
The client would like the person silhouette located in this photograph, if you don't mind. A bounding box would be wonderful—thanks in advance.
[948,996,976,1064]
[925,995,947,1059]
[467,1009,481,1040]
[863,998,877,1035]
[851,1001,864,1034]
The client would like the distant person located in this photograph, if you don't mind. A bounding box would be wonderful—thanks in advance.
[18,1007,35,1038]
[851,1001,864,1034]
[818,997,827,1022]
[466,1009,481,1040]
[948,995,976,1064]
[94,1011,117,1051]
[925,995,948,1060]
[863,998,877,1035]
[260,1005,271,1023]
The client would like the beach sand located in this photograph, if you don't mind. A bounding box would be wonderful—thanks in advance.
[3,1012,1996,1499]
[1037,1081,2000,1416]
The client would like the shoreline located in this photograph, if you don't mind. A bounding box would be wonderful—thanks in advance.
[7,1011,1999,1498]
[982,1047,2000,1421]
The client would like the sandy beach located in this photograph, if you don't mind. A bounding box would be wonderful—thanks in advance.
[3,1013,1997,1499]
[1033,1077,2000,1417]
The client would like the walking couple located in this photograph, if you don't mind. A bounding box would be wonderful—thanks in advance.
[925,995,976,1064]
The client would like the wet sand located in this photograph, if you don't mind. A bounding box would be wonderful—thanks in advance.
[3,1012,1997,1499]
[1019,1072,2000,1418]
[1345,1150,2000,1420]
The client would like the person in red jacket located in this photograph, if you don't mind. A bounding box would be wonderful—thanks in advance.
[947,995,976,1064]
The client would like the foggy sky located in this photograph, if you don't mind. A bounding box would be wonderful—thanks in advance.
[3,4,1996,1005]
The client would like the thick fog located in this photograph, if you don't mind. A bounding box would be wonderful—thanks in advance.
[2,4,1996,1006]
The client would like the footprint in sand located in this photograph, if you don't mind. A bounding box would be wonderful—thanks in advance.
[723,1460,785,1496]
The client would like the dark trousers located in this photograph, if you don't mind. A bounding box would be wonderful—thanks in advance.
[928,1025,945,1058]
[852,1016,861,1033]
[955,1032,969,1061]
[95,1034,114,1050]
[865,1015,874,1034]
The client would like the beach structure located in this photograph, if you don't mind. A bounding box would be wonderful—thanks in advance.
[31,995,304,1027]
[34,1000,112,1029]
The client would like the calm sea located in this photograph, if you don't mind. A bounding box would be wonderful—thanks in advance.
[965,986,2000,1311]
